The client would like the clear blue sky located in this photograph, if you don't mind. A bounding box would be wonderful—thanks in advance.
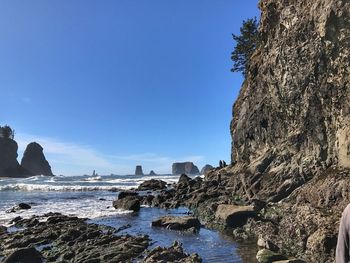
[0,1,260,175]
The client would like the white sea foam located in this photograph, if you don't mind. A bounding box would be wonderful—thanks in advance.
[0,183,129,192]
[0,197,132,225]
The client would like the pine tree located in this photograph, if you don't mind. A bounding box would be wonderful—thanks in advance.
[0,125,15,139]
[231,17,259,76]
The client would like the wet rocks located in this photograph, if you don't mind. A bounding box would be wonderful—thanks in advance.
[142,241,202,263]
[113,195,140,212]
[138,179,167,191]
[0,214,150,263]
[117,191,138,200]
[6,203,32,213]
[172,162,200,175]
[3,247,43,263]
[215,204,256,228]
[151,216,201,232]
[21,142,53,176]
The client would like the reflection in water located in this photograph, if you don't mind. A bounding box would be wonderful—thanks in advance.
[91,207,258,263]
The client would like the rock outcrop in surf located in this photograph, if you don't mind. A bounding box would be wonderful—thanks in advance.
[172,162,199,175]
[0,138,31,178]
[21,142,53,176]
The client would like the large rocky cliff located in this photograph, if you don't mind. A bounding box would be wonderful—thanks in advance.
[204,0,350,262]
[0,138,31,178]
[21,142,53,176]
[228,0,350,202]
[172,162,200,175]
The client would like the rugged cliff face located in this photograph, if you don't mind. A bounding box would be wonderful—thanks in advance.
[229,0,350,202]
[0,138,31,178]
[172,162,200,175]
[21,142,53,176]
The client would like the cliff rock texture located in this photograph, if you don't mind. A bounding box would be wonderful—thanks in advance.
[21,142,53,176]
[206,0,350,262]
[172,162,200,175]
[0,138,31,178]
[229,0,350,202]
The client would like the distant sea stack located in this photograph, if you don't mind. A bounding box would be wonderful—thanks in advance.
[172,162,200,175]
[149,170,156,176]
[135,165,144,176]
[0,137,31,178]
[21,142,53,176]
[201,164,214,175]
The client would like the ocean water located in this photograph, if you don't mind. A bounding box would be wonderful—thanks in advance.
[0,174,257,262]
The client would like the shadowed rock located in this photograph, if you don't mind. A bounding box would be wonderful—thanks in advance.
[142,241,201,263]
[152,216,201,232]
[3,247,43,263]
[0,138,31,178]
[135,165,144,176]
[113,196,140,212]
[21,142,53,176]
[138,179,167,191]
[172,162,200,175]
[215,204,256,228]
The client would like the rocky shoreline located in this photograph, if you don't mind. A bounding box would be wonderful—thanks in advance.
[0,212,201,263]
[1,169,346,262]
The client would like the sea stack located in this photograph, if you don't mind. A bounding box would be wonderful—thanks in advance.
[149,170,156,176]
[135,165,144,176]
[21,142,53,176]
[0,137,30,178]
[201,164,214,175]
[172,162,200,175]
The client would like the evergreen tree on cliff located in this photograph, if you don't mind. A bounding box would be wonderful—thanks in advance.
[0,125,15,139]
[231,17,259,76]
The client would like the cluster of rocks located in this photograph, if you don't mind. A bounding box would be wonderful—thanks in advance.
[0,138,53,178]
[134,173,310,262]
[0,213,202,263]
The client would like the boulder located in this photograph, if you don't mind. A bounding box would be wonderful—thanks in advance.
[172,162,200,175]
[138,179,167,191]
[135,165,144,176]
[200,164,214,175]
[142,241,201,263]
[3,247,43,263]
[6,203,32,213]
[256,249,286,263]
[118,191,139,200]
[151,216,201,232]
[0,138,31,178]
[215,204,256,227]
[113,196,140,212]
[21,142,53,176]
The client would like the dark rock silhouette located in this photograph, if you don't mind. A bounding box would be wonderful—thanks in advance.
[0,138,31,178]
[149,170,156,176]
[172,162,200,175]
[21,142,53,176]
[135,165,144,176]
